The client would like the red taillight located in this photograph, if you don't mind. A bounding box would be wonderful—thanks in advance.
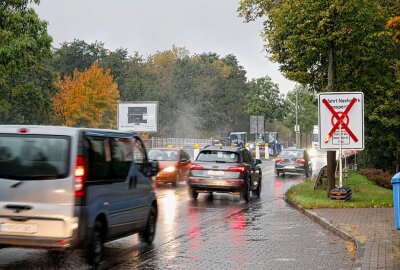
[190,164,204,170]
[275,158,284,163]
[74,155,86,197]
[296,158,305,164]
[18,128,29,134]
[228,166,245,172]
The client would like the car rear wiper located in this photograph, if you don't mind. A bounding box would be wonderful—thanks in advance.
[215,160,227,163]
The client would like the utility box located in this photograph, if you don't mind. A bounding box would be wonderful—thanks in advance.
[391,172,400,230]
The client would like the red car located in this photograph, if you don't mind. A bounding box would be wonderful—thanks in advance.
[148,148,191,187]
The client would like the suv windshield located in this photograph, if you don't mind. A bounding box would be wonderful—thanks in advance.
[196,150,239,163]
[0,135,70,180]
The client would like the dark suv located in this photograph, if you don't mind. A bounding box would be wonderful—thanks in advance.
[187,146,262,202]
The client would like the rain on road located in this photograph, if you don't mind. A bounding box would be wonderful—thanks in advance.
[0,152,354,270]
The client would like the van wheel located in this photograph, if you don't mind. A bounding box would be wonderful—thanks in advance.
[139,205,157,244]
[87,221,104,266]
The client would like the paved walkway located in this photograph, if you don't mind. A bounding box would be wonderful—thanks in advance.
[288,203,400,270]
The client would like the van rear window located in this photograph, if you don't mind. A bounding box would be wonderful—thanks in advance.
[0,135,70,180]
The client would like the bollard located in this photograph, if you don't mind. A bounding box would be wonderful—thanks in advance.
[391,172,400,230]
[255,143,260,159]
[265,143,269,159]
[193,143,200,161]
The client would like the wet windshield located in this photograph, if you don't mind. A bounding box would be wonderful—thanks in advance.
[0,135,70,180]
[196,150,239,163]
[148,149,178,161]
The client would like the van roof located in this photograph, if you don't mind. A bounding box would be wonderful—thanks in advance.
[0,125,137,137]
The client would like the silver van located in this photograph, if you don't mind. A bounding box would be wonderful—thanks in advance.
[0,125,158,265]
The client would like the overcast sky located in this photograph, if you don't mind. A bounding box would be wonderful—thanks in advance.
[34,0,296,94]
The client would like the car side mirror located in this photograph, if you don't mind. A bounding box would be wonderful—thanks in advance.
[255,159,262,165]
[149,160,159,176]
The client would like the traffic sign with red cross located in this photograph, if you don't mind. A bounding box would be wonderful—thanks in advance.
[318,92,364,150]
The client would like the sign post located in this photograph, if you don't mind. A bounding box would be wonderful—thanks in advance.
[318,92,364,201]
[250,115,264,159]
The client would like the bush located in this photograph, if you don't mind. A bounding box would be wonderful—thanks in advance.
[359,168,393,189]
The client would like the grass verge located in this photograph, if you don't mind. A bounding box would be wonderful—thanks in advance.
[285,170,393,208]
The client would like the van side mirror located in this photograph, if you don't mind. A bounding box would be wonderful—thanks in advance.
[149,160,159,177]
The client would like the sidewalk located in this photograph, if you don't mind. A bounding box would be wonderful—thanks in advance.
[286,200,400,270]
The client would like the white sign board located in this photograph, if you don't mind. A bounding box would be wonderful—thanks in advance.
[118,102,158,132]
[318,92,364,150]
[250,115,264,134]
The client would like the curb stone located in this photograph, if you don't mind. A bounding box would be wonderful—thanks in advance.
[284,197,364,270]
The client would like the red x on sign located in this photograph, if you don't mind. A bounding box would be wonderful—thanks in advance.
[322,97,359,143]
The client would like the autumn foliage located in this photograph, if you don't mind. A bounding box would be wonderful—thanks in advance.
[387,16,400,43]
[53,63,119,128]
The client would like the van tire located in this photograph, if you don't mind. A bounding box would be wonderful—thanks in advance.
[139,205,157,244]
[87,221,104,266]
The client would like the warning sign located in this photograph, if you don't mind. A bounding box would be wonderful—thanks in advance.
[318,92,364,150]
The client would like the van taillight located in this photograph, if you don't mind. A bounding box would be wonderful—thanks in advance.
[74,155,86,197]
[296,158,305,164]
[228,166,245,172]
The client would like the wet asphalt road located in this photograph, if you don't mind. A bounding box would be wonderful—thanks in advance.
[0,151,354,269]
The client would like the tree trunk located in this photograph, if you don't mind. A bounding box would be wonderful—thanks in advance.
[327,40,336,196]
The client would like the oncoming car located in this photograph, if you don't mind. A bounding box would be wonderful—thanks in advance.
[274,148,312,177]
[187,146,262,202]
[148,148,191,187]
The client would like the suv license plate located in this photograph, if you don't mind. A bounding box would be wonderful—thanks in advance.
[208,170,224,176]
[0,223,37,234]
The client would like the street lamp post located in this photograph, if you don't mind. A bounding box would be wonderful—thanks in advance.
[295,88,300,147]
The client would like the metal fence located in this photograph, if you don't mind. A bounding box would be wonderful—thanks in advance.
[142,137,212,150]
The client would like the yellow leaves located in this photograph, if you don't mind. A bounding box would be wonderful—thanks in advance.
[53,62,119,128]
[387,16,400,44]
[211,60,232,78]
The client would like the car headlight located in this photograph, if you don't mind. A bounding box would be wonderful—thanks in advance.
[163,166,176,173]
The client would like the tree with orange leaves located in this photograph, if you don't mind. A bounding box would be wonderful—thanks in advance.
[387,16,400,43]
[53,62,119,128]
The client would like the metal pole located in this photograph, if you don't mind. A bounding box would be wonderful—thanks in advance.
[339,125,342,188]
[295,88,300,147]
[295,89,298,131]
